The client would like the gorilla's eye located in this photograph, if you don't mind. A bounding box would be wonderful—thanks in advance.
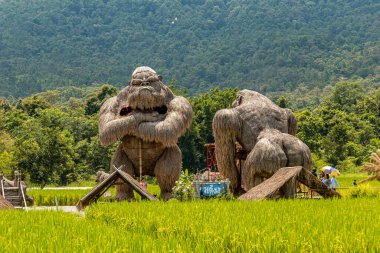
[120,107,133,116]
[154,106,168,114]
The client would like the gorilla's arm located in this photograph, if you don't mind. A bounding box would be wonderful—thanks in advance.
[212,109,242,193]
[285,109,297,136]
[98,97,159,146]
[136,96,192,146]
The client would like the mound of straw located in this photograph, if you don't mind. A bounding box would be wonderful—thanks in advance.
[0,195,14,210]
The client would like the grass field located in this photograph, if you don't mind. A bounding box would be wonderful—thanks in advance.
[1,198,379,252]
[26,174,379,206]
[27,185,161,206]
[4,173,380,252]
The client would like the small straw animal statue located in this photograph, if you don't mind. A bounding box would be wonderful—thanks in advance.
[95,170,110,183]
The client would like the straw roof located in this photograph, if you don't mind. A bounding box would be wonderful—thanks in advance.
[0,195,14,210]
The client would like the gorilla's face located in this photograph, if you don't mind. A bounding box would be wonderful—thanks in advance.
[116,69,171,118]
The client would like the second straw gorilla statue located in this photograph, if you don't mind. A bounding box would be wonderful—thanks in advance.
[213,90,311,196]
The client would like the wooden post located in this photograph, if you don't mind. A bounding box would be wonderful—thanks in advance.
[0,173,4,198]
[14,171,20,187]
[19,180,28,211]
[139,139,142,182]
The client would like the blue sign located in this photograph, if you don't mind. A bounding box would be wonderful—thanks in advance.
[194,181,229,198]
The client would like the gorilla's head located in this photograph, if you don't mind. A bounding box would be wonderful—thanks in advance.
[117,66,174,117]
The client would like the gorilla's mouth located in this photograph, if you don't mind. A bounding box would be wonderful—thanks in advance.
[120,105,168,116]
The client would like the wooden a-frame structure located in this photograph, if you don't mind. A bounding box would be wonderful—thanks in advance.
[76,167,158,210]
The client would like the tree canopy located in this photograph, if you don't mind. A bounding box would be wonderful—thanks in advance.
[0,77,379,186]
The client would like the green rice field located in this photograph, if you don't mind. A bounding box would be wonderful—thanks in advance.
[27,185,161,206]
[26,174,379,206]
[1,198,379,252]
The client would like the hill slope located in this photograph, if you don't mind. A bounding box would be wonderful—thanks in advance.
[0,0,379,97]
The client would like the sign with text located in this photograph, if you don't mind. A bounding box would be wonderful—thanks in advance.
[194,181,230,198]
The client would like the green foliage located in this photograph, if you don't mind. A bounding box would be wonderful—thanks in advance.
[0,0,379,97]
[276,96,289,108]
[0,77,379,185]
[0,151,16,177]
[296,110,325,153]
[14,118,77,188]
[16,96,51,116]
[295,79,380,172]
[172,169,194,201]
[84,84,118,115]
[179,87,237,171]
[0,85,116,186]
[348,184,380,198]
[325,81,365,112]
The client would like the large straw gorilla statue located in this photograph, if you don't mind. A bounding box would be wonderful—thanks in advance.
[99,67,192,200]
[213,90,311,197]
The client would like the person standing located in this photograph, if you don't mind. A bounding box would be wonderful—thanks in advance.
[324,174,332,188]
[331,175,340,190]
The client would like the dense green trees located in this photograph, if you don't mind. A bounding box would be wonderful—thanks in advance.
[294,79,380,172]
[0,90,113,187]
[0,78,379,186]
[0,0,379,97]
[179,87,238,171]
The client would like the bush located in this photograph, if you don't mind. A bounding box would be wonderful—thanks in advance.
[348,184,380,198]
[172,169,194,201]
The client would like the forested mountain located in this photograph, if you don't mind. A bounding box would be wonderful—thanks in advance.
[0,0,379,97]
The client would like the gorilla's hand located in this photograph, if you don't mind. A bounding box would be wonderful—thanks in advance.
[133,111,161,123]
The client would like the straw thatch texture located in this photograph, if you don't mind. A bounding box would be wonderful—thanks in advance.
[213,109,241,192]
[95,171,109,183]
[0,195,14,210]
[360,149,380,184]
[98,66,192,200]
[242,129,312,191]
[213,89,310,196]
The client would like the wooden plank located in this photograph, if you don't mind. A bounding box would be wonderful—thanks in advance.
[238,166,302,200]
[238,166,341,201]
[117,170,158,201]
[297,168,341,198]
[76,171,120,210]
